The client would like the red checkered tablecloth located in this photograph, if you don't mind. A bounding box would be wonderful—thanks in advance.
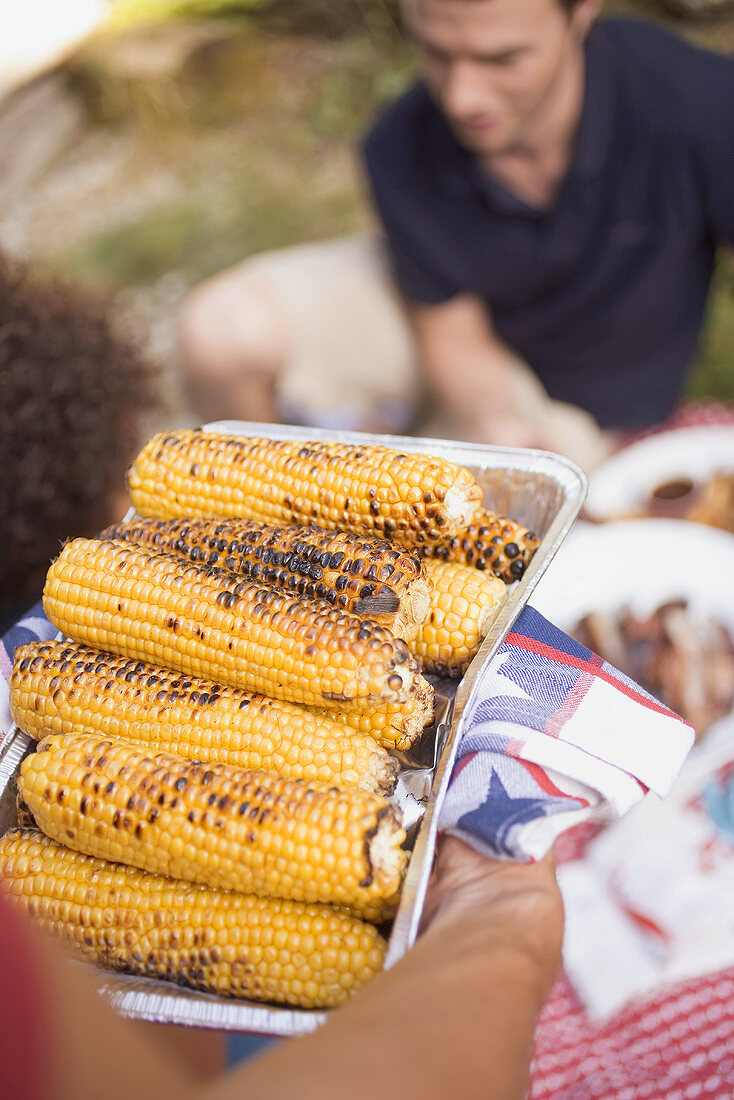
[530,824,734,1098]
[533,969,734,1099]
[531,402,734,1099]
[622,400,734,443]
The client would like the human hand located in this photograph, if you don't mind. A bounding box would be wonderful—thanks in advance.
[421,835,564,1001]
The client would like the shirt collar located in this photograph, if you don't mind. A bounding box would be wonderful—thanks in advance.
[430,21,618,210]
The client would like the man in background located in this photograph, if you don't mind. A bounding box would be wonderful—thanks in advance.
[180,0,734,470]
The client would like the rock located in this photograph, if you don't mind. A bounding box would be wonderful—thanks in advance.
[0,74,86,208]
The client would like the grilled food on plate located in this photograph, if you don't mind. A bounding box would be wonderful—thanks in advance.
[421,507,540,583]
[572,601,734,740]
[127,430,482,546]
[43,537,422,709]
[0,829,386,1008]
[10,641,399,794]
[410,561,506,677]
[20,734,407,919]
[101,517,433,641]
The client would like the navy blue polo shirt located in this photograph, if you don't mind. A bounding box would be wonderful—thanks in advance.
[362,17,734,429]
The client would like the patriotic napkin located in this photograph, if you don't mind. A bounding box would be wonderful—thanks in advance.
[0,602,58,736]
[558,723,734,1019]
[0,603,694,862]
[439,607,694,861]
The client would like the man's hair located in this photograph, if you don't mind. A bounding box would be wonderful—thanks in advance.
[0,254,156,624]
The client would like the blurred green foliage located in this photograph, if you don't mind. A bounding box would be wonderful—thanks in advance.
[306,55,414,139]
[105,0,267,29]
[60,188,361,287]
[104,0,403,36]
[58,24,412,288]
[690,257,734,403]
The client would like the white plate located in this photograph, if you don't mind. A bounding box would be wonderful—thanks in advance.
[587,427,734,520]
[532,518,734,632]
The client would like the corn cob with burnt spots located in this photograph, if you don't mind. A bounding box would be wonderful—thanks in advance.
[101,517,432,640]
[307,677,435,752]
[126,430,482,547]
[10,641,399,795]
[20,734,407,919]
[422,508,540,583]
[43,537,422,709]
[410,560,506,677]
[0,829,386,1008]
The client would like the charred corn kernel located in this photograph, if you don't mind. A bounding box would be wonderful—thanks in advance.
[21,735,407,918]
[10,641,398,795]
[127,430,482,546]
[410,560,506,678]
[43,538,420,709]
[0,829,386,1008]
[102,517,432,641]
[15,792,35,830]
[308,675,435,753]
[422,508,540,583]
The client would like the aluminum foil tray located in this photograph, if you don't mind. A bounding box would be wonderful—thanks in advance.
[0,421,586,1036]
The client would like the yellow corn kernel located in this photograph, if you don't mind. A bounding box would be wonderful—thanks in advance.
[101,517,433,641]
[11,641,398,795]
[43,538,421,709]
[307,675,435,752]
[421,507,540,583]
[410,560,506,677]
[126,430,481,547]
[0,829,386,1009]
[20,735,407,919]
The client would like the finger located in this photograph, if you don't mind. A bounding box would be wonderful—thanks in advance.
[433,834,492,875]
[435,835,558,888]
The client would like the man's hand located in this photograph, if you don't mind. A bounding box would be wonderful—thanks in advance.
[422,835,564,1002]
[409,295,552,450]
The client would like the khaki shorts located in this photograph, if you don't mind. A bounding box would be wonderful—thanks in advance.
[247,234,614,471]
[248,235,420,433]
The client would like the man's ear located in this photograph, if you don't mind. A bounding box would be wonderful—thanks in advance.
[570,0,603,41]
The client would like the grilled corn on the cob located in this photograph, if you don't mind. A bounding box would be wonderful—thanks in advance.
[21,735,407,917]
[43,538,421,709]
[101,517,432,640]
[423,508,540,583]
[308,676,435,752]
[0,829,386,1008]
[410,560,506,677]
[127,430,482,546]
[11,641,398,795]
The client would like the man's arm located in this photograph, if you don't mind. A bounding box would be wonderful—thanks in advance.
[409,293,551,449]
